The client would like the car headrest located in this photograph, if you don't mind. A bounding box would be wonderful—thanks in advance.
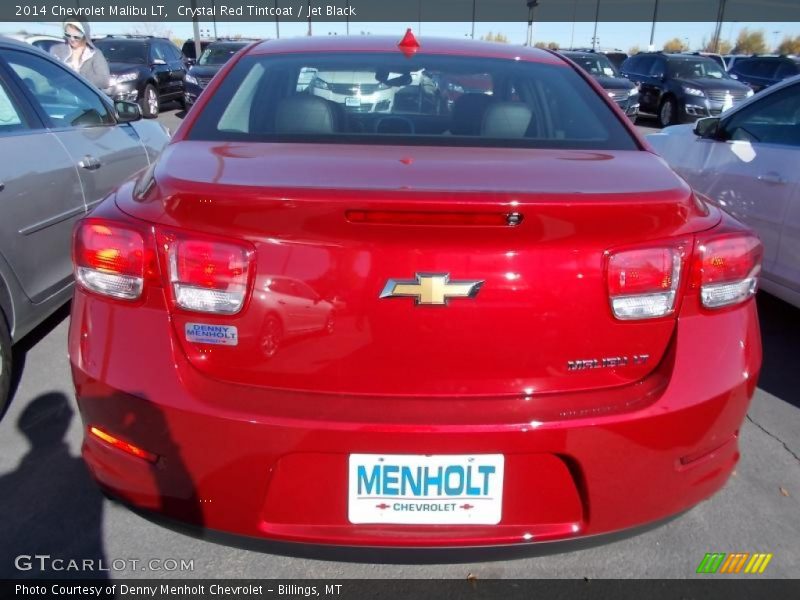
[275,95,340,134]
[450,93,495,135]
[481,102,533,138]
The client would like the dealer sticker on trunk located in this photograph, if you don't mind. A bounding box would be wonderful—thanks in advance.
[185,323,238,346]
[348,454,504,525]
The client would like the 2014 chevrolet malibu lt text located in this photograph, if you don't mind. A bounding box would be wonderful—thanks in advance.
[69,34,763,548]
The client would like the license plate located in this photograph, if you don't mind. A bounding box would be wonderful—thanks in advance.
[348,454,504,525]
[345,96,361,107]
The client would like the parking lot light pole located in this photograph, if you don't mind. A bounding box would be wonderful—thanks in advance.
[649,0,659,51]
[526,0,540,47]
[592,0,600,51]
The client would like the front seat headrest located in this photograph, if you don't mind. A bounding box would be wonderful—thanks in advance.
[450,93,495,135]
[481,102,533,138]
[275,95,340,134]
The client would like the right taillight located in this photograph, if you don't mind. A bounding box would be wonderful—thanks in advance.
[695,234,763,309]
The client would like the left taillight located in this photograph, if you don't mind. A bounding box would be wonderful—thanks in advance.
[74,220,151,300]
[159,231,254,315]
[607,243,688,320]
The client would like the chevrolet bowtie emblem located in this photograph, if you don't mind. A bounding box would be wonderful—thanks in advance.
[379,273,483,305]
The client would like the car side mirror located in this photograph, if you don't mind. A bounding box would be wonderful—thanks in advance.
[115,100,142,123]
[152,58,167,66]
[694,117,721,139]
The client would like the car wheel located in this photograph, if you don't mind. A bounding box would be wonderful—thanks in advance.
[140,84,159,118]
[658,96,677,128]
[0,320,12,417]
[260,315,283,359]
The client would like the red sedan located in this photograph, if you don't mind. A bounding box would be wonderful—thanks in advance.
[69,34,763,547]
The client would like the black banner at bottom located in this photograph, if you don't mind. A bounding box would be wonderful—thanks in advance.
[3,580,800,600]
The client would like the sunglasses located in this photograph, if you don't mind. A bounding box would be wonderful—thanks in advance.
[64,33,85,41]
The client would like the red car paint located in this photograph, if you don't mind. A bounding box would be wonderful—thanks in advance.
[69,37,762,547]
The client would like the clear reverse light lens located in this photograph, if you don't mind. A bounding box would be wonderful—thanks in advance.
[701,278,758,308]
[76,267,143,300]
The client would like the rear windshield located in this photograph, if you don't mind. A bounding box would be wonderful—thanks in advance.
[187,52,638,150]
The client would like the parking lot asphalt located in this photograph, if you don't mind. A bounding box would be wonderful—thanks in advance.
[0,109,797,580]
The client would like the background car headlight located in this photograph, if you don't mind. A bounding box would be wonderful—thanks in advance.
[110,72,138,86]
[746,88,755,97]
[682,86,705,97]
[628,87,639,97]
[311,78,329,90]
[185,74,199,85]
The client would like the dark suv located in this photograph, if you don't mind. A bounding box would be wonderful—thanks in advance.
[94,35,188,118]
[560,50,639,119]
[620,52,752,127]
[729,55,800,93]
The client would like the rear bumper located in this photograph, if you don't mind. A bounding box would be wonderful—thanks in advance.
[69,290,761,547]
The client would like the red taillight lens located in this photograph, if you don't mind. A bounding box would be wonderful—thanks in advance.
[696,234,762,309]
[607,244,686,320]
[74,221,146,300]
[164,233,253,314]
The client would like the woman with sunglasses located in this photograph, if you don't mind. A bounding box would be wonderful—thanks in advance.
[50,20,110,90]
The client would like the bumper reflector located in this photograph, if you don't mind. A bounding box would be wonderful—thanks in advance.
[89,426,158,463]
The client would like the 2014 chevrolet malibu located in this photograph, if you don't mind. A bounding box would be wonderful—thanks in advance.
[69,34,763,548]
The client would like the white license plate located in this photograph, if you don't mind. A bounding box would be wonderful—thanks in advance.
[348,454,504,525]
[345,96,361,107]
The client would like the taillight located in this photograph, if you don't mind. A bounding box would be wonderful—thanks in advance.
[695,234,762,309]
[607,244,686,320]
[74,221,146,300]
[162,233,254,314]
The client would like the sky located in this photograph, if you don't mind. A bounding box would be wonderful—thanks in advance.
[3,20,800,52]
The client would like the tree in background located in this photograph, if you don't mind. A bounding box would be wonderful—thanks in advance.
[776,35,800,55]
[628,45,641,56]
[533,41,559,49]
[733,28,767,54]
[663,38,689,53]
[127,22,173,40]
[701,37,732,54]
[481,32,509,43]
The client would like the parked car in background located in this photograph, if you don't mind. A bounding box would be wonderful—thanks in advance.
[647,75,800,308]
[5,33,63,54]
[723,54,749,71]
[620,52,752,127]
[683,51,726,70]
[728,55,800,93]
[184,39,255,106]
[560,50,639,119]
[566,48,629,70]
[308,69,396,113]
[94,35,189,118]
[70,35,762,549]
[0,37,170,413]
[181,38,213,65]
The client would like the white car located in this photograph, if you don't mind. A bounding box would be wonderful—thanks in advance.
[647,75,800,308]
[308,70,395,112]
[5,34,63,54]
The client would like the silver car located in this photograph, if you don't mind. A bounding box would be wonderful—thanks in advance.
[647,74,800,309]
[0,37,170,412]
